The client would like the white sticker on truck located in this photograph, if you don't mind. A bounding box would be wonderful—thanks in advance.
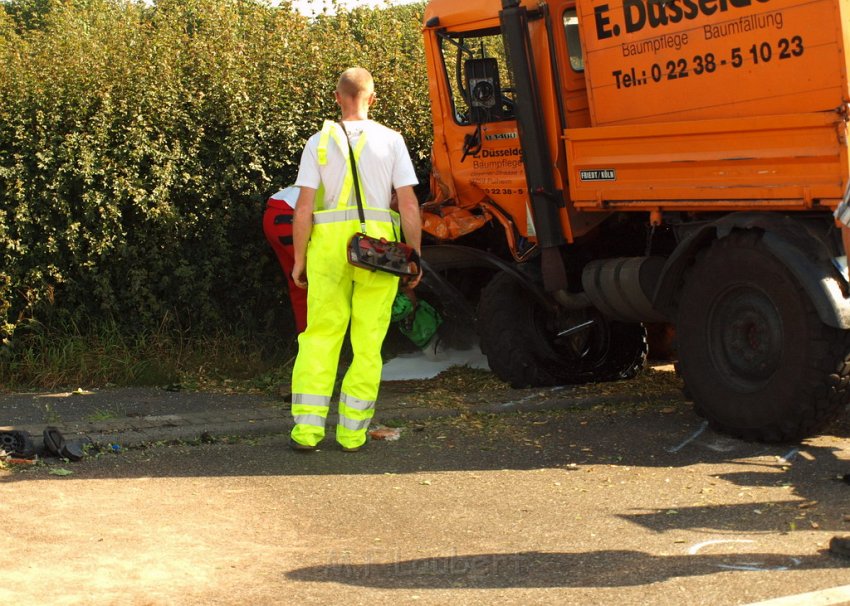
[579,169,617,181]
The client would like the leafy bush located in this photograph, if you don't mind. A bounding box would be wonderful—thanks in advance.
[0,0,431,363]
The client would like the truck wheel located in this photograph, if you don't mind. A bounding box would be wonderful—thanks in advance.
[478,271,647,387]
[676,231,850,442]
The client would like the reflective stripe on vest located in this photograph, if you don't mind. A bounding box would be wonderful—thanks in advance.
[313,207,398,226]
[317,120,368,213]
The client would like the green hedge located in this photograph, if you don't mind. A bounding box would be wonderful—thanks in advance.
[0,0,431,344]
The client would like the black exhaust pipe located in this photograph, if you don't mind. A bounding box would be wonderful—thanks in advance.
[499,0,567,292]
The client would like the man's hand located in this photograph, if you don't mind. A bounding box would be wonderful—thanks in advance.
[404,267,422,289]
[396,185,422,289]
[292,260,307,289]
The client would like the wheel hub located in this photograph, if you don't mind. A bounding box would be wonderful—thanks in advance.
[709,286,782,390]
[546,311,606,362]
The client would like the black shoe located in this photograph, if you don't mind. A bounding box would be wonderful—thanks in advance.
[289,438,317,452]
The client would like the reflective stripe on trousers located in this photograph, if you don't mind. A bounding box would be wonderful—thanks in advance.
[290,391,375,444]
[291,394,331,440]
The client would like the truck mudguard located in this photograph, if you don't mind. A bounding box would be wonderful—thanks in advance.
[654,213,850,328]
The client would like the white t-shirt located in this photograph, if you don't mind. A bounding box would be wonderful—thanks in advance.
[269,186,300,208]
[295,120,418,211]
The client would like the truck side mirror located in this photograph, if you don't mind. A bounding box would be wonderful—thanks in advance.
[464,58,503,122]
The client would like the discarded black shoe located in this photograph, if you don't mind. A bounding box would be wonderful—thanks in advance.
[62,439,87,461]
[43,427,65,456]
[43,427,88,462]
[830,536,850,559]
[289,438,317,452]
[0,430,36,459]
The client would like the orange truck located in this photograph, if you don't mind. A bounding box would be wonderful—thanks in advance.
[417,0,850,441]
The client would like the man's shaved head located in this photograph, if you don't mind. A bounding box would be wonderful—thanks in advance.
[336,67,374,98]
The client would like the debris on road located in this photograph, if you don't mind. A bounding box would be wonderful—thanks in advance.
[829,536,850,559]
[1,427,92,466]
[0,430,36,460]
[6,457,38,466]
[43,426,89,462]
[368,426,402,441]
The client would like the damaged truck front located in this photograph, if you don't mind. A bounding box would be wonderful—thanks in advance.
[418,0,850,441]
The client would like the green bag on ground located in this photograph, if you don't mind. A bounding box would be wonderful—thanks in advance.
[391,292,442,348]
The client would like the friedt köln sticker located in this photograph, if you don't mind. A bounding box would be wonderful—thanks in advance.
[579,169,617,181]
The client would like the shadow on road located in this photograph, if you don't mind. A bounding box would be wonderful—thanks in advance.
[3,397,849,538]
[285,549,846,589]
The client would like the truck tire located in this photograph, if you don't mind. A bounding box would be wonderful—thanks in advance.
[676,231,850,442]
[478,271,647,387]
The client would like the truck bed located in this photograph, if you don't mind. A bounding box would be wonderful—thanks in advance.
[564,110,849,210]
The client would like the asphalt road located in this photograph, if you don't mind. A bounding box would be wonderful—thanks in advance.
[2,398,849,605]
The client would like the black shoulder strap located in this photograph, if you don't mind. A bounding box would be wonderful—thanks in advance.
[339,121,367,233]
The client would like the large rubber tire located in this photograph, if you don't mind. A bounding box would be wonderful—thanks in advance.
[676,231,850,442]
[478,271,647,388]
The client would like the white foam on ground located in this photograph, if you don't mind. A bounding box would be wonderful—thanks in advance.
[381,344,491,381]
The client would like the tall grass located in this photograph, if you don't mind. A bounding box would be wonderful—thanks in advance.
[0,316,297,390]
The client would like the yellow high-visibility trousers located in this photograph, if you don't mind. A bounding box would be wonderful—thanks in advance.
[290,213,399,449]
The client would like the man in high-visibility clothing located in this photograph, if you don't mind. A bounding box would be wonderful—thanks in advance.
[289,67,421,452]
